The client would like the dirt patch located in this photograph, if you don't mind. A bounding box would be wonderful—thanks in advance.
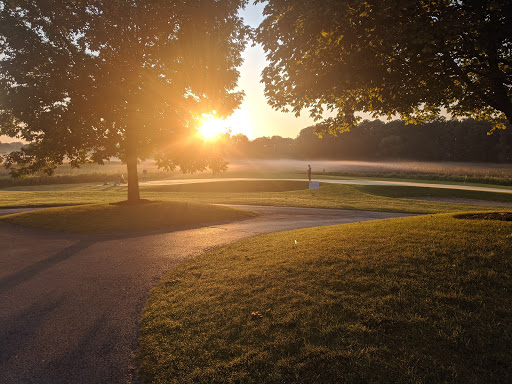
[454,212,512,221]
[406,197,512,207]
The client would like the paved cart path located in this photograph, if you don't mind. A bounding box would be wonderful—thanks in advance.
[0,205,413,384]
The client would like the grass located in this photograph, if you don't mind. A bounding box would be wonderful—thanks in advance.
[139,183,512,214]
[0,181,511,214]
[138,213,512,383]
[324,171,512,186]
[358,184,512,203]
[142,180,309,193]
[0,201,258,234]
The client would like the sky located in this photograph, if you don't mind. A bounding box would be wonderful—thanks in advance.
[221,2,322,140]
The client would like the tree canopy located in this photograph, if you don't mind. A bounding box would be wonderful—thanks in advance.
[256,0,512,134]
[0,0,248,201]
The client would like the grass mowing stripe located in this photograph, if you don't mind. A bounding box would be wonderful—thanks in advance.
[357,184,512,202]
[138,213,512,383]
[0,201,258,234]
[142,180,309,193]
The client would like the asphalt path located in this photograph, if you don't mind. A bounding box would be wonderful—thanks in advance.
[0,205,413,384]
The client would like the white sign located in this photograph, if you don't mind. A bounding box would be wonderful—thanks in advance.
[309,182,319,189]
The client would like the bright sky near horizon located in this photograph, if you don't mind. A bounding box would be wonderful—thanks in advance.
[222,2,322,140]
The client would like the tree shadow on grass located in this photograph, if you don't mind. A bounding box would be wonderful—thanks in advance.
[454,212,512,221]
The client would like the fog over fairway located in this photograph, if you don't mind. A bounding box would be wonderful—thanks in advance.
[2,157,511,189]
[226,159,512,179]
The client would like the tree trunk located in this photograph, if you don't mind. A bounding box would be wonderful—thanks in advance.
[126,151,140,203]
[503,104,512,126]
[125,130,140,203]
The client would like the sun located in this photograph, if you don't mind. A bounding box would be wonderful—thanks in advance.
[198,108,253,141]
[198,114,226,140]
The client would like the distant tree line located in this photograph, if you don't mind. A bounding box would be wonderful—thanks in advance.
[0,141,24,154]
[2,120,511,164]
[225,119,512,163]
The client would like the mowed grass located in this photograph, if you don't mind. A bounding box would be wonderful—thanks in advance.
[142,179,309,193]
[0,201,257,234]
[138,213,512,383]
[358,184,512,202]
[0,180,511,214]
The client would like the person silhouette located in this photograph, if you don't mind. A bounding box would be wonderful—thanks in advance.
[307,165,312,182]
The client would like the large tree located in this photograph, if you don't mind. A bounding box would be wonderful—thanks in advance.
[256,0,512,135]
[0,0,248,202]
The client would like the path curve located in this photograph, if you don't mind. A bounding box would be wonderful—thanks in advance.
[0,205,412,384]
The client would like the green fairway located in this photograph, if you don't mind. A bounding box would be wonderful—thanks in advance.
[0,201,257,234]
[138,213,512,383]
[0,180,511,214]
[357,184,512,202]
[142,179,309,193]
